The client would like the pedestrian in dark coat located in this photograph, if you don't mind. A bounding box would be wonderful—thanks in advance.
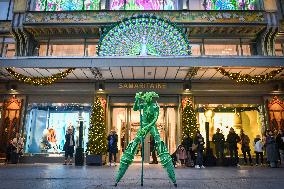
[276,129,284,166]
[63,127,75,165]
[240,130,252,165]
[5,140,16,164]
[266,130,278,168]
[107,130,118,166]
[194,131,205,168]
[226,128,241,166]
[212,128,225,162]
[182,134,194,165]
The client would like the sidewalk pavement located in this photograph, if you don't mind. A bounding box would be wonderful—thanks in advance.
[0,163,284,189]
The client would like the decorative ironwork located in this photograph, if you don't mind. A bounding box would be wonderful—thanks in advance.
[24,11,265,24]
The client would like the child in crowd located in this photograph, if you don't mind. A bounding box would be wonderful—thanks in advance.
[254,135,264,165]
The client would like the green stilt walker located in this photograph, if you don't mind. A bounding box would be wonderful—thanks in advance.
[115,92,177,187]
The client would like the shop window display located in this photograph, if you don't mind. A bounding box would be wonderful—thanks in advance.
[197,104,262,154]
[24,103,90,154]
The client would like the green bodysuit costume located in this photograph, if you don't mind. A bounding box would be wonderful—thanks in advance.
[115,92,177,187]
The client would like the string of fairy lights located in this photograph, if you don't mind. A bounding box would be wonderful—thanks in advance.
[216,67,284,85]
[87,97,107,155]
[5,68,75,86]
[182,100,198,138]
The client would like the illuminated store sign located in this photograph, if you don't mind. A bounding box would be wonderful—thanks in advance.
[118,83,167,89]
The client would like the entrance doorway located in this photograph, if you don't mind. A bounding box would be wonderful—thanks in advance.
[111,106,177,162]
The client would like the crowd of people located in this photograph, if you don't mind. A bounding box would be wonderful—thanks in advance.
[171,128,284,169]
[5,127,284,169]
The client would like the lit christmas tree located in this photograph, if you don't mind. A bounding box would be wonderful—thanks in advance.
[182,100,198,137]
[87,97,107,155]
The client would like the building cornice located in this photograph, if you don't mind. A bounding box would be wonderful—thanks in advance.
[0,56,283,68]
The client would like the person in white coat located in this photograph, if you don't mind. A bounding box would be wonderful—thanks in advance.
[254,135,264,165]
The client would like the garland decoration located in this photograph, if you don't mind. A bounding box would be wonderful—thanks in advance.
[196,107,259,113]
[6,68,75,86]
[216,67,284,84]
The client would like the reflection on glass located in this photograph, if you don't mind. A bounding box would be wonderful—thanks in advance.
[241,44,252,56]
[35,0,100,11]
[190,44,201,56]
[39,44,48,56]
[205,0,256,10]
[86,44,98,56]
[4,44,15,58]
[110,0,178,10]
[204,44,237,56]
[275,43,283,56]
[49,44,84,56]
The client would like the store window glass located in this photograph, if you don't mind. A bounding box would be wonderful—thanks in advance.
[85,44,98,56]
[3,43,15,57]
[35,0,100,11]
[204,44,238,56]
[190,44,201,56]
[38,43,48,56]
[0,38,3,57]
[7,0,13,19]
[110,0,178,10]
[24,103,91,154]
[275,43,283,56]
[49,44,85,56]
[204,0,257,10]
[0,0,11,20]
[1,38,15,57]
[241,44,252,56]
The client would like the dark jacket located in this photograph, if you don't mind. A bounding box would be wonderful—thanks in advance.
[64,133,75,152]
[194,135,204,151]
[108,133,118,153]
[227,132,240,149]
[276,133,284,150]
[266,135,278,162]
[240,134,251,151]
[212,132,225,149]
[181,136,193,152]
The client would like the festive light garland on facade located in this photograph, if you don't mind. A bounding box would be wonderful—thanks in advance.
[196,107,260,113]
[216,67,284,84]
[98,15,191,56]
[6,68,75,86]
